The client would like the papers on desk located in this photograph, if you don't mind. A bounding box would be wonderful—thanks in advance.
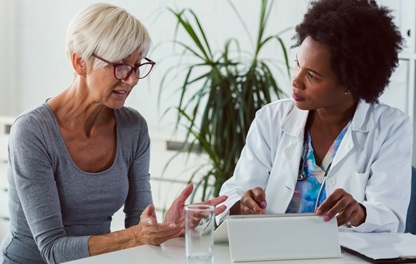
[339,231,416,263]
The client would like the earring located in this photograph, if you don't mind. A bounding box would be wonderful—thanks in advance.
[344,90,349,95]
[81,69,86,78]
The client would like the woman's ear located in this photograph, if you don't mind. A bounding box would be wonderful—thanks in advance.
[71,52,86,77]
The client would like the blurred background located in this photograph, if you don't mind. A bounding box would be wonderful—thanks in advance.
[0,0,414,239]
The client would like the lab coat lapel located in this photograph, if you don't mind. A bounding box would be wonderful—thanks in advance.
[282,141,303,191]
[267,139,303,213]
[331,100,373,169]
[281,107,309,190]
[266,106,308,213]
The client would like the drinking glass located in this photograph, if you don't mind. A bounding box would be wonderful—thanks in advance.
[185,204,215,264]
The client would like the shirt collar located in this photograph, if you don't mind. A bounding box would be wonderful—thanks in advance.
[281,99,374,137]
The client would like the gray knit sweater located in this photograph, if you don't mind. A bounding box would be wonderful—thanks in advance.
[1,103,152,263]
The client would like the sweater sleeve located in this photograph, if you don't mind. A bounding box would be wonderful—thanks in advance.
[123,114,153,228]
[9,115,90,264]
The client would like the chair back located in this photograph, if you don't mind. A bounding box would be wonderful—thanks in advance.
[405,166,416,234]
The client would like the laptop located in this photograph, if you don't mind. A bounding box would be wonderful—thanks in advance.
[214,213,341,262]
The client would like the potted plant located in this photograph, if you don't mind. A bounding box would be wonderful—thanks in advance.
[161,0,291,202]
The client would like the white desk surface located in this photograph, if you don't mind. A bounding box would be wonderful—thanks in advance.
[64,237,366,264]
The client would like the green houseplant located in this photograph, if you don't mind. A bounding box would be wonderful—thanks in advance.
[161,0,291,202]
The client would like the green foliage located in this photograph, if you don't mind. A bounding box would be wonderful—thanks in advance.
[161,0,290,202]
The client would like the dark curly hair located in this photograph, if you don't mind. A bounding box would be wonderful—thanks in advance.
[293,0,404,103]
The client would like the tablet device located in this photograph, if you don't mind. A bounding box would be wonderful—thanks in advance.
[214,213,341,262]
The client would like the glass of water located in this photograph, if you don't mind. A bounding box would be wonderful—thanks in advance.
[185,204,215,264]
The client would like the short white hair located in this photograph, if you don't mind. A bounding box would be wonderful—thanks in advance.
[65,3,151,69]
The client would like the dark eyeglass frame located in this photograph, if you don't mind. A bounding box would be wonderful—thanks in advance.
[92,54,155,80]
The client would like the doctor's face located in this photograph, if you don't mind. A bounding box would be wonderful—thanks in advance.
[291,36,351,111]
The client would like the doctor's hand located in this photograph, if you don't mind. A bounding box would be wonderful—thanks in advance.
[236,187,267,215]
[316,188,366,227]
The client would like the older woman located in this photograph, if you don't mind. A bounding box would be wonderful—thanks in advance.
[0,3,226,263]
[218,0,411,233]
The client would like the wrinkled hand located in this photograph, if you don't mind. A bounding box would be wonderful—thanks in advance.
[164,183,228,234]
[239,187,267,214]
[164,183,194,225]
[133,205,183,245]
[316,188,366,227]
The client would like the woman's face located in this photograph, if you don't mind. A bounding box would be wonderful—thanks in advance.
[291,36,352,111]
[86,49,141,109]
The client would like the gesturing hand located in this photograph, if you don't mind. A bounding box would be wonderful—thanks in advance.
[133,205,183,245]
[316,188,366,227]
[239,187,267,214]
[164,183,228,234]
[164,183,194,226]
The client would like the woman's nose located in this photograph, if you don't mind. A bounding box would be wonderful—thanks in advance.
[291,72,304,90]
[123,72,139,86]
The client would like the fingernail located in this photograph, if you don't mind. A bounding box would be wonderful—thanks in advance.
[316,210,322,215]
[260,201,267,209]
[147,220,153,225]
[169,223,176,228]
[323,215,330,221]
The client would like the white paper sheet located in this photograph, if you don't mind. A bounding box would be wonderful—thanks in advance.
[339,231,416,260]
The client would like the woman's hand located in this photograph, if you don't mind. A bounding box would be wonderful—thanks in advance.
[164,183,228,233]
[163,183,194,226]
[316,188,366,227]
[238,187,267,214]
[132,205,183,246]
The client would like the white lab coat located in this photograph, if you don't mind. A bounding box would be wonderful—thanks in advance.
[218,98,412,232]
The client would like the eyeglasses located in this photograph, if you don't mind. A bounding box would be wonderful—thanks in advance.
[93,54,155,80]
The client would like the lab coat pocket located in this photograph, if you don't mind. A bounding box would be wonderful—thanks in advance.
[349,171,370,202]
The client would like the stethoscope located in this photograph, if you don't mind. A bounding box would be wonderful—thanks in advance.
[297,141,332,210]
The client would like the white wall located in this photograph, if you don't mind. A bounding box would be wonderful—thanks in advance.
[0,0,310,133]
[2,0,413,132]
[0,0,415,239]
[0,0,312,237]
[0,0,414,206]
[0,0,18,116]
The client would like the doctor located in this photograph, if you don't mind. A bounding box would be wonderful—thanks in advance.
[217,0,412,233]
